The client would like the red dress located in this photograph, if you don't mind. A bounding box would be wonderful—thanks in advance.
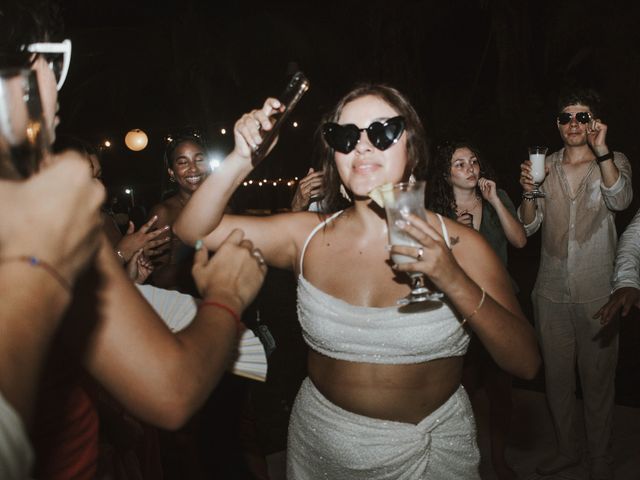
[31,357,99,480]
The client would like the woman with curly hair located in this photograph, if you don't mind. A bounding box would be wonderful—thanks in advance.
[428,141,526,261]
[428,140,526,480]
[147,132,210,293]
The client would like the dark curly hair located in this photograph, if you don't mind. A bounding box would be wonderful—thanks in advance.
[557,87,601,118]
[427,140,495,218]
[0,0,63,70]
[314,84,429,213]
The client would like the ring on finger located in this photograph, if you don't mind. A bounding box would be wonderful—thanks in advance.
[252,249,265,265]
[416,247,424,261]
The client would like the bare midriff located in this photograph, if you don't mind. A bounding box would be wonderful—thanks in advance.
[308,349,463,425]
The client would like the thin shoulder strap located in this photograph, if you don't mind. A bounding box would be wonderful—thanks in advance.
[299,211,344,275]
[436,213,452,249]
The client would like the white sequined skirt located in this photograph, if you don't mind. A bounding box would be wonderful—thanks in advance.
[287,378,480,479]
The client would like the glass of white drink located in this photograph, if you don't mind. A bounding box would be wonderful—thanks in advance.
[384,181,443,306]
[0,69,50,179]
[527,146,548,198]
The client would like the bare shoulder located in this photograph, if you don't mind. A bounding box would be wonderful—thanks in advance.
[426,212,477,246]
[254,210,332,245]
[428,212,502,273]
[207,210,333,270]
[149,198,180,226]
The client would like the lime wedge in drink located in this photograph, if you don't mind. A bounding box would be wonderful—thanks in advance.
[368,183,395,208]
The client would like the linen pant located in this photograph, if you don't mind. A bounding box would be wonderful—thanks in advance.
[533,295,618,461]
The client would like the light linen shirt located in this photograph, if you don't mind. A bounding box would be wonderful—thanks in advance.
[518,149,632,303]
[611,207,640,291]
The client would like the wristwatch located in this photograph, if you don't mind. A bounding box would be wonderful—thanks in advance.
[596,152,613,163]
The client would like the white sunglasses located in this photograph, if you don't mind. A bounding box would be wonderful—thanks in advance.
[26,39,72,91]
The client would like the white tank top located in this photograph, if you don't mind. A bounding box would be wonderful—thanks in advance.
[296,211,470,364]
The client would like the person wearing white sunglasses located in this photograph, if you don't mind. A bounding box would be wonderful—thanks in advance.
[26,38,71,91]
[0,2,268,479]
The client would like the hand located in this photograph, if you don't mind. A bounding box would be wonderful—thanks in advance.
[116,216,171,262]
[519,160,546,193]
[478,177,499,204]
[143,235,171,258]
[126,249,154,284]
[232,98,284,162]
[192,229,267,313]
[291,168,325,212]
[593,287,640,325]
[390,214,463,290]
[456,211,474,228]
[586,118,609,155]
[0,153,105,285]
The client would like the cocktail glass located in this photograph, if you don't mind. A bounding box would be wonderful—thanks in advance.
[384,181,443,305]
[526,146,548,199]
[0,69,50,179]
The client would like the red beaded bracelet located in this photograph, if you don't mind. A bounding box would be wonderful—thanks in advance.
[198,300,245,334]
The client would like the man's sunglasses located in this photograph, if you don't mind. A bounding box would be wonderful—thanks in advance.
[322,116,405,154]
[557,111,592,125]
[26,39,72,91]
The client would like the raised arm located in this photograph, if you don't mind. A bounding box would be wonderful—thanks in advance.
[600,153,632,212]
[0,157,104,423]
[291,167,325,212]
[173,98,304,269]
[79,229,266,430]
[517,159,545,235]
[478,180,526,248]
[392,214,540,379]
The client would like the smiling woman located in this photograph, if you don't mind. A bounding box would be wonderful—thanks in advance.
[145,132,210,293]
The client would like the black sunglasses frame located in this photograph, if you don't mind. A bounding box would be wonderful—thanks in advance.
[322,116,406,154]
[557,111,592,125]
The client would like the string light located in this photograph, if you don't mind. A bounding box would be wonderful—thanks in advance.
[239,177,299,188]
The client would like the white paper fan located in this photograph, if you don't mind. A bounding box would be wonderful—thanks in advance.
[136,284,267,381]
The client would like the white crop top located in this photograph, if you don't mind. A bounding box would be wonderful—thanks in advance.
[296,211,470,364]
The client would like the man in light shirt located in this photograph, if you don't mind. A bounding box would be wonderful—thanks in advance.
[518,87,632,480]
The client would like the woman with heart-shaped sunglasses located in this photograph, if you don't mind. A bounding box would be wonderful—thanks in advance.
[176,84,540,479]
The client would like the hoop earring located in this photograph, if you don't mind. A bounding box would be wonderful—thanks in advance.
[409,173,416,183]
[340,184,351,202]
[169,175,176,183]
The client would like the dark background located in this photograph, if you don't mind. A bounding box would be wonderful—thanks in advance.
[55,0,640,403]
[56,0,640,214]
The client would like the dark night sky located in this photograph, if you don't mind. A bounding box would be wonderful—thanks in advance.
[44,0,640,407]
[55,0,640,214]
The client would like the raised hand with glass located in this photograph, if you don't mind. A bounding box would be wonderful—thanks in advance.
[378,181,444,306]
[524,146,548,199]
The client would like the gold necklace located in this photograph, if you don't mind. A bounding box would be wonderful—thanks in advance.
[456,195,480,215]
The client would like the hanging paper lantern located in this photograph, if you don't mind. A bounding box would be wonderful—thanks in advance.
[125,129,148,151]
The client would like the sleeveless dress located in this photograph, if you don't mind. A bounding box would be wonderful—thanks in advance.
[287,211,480,479]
